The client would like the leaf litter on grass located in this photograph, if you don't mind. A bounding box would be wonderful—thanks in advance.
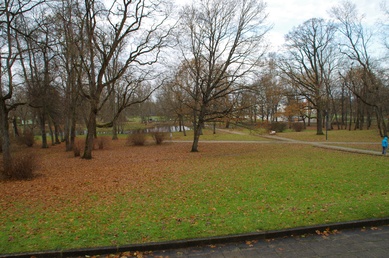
[0,139,388,254]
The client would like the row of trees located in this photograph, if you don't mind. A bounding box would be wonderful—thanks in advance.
[1,0,389,177]
[158,0,389,139]
[278,2,389,136]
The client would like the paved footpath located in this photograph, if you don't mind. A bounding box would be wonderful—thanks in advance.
[140,225,389,258]
[6,221,387,258]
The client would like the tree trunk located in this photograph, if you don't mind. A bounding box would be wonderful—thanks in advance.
[341,87,345,130]
[112,120,118,140]
[316,109,324,135]
[0,102,12,178]
[70,116,76,148]
[178,115,183,132]
[331,97,340,130]
[83,106,97,159]
[40,112,48,148]
[348,94,353,131]
[225,119,230,129]
[376,106,387,137]
[64,115,71,151]
[375,108,383,137]
[12,116,19,136]
[180,115,187,136]
[54,123,61,144]
[191,122,201,152]
[366,110,372,130]
[65,113,75,151]
[182,123,187,137]
[48,118,55,146]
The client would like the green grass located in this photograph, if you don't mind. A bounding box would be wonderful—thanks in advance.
[171,127,269,141]
[330,143,380,152]
[279,127,381,142]
[1,141,388,254]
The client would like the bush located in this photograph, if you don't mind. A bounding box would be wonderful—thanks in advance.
[127,130,147,146]
[152,132,168,145]
[8,153,37,180]
[257,121,269,129]
[268,122,288,132]
[94,136,110,150]
[292,122,305,132]
[73,140,83,157]
[16,131,35,147]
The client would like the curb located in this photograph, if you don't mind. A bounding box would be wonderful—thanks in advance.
[2,217,388,258]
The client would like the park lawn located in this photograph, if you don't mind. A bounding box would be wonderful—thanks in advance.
[93,128,268,142]
[171,127,269,142]
[0,138,388,255]
[329,143,380,152]
[278,127,381,142]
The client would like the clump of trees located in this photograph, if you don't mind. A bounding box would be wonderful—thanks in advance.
[1,0,175,178]
[278,1,389,136]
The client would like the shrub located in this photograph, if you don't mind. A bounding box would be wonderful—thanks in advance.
[292,122,305,132]
[16,131,35,147]
[152,132,168,145]
[127,130,147,146]
[8,153,37,180]
[94,136,110,150]
[269,122,288,132]
[73,141,83,157]
[257,121,269,129]
[0,137,2,152]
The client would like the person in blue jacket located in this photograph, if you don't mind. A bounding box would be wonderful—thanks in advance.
[382,136,388,155]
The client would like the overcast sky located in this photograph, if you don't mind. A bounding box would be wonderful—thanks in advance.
[175,0,385,51]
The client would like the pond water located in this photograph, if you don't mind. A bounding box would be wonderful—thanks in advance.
[127,126,191,134]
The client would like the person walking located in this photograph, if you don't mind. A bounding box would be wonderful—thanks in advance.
[382,136,388,155]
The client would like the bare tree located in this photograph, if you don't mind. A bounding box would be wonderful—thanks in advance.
[156,78,191,134]
[0,0,43,177]
[331,1,388,136]
[279,18,338,135]
[341,67,380,130]
[98,42,162,133]
[53,0,85,151]
[17,8,61,149]
[253,57,284,122]
[178,0,270,152]
[78,0,174,159]
[377,1,389,55]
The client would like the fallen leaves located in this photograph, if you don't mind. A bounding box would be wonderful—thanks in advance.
[0,141,195,211]
[315,228,339,238]
[245,240,258,247]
